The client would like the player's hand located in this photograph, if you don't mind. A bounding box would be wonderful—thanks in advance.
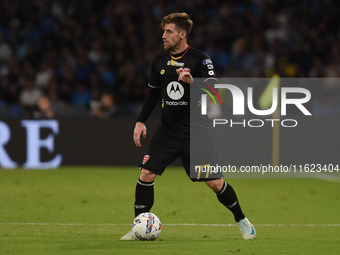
[133,122,147,147]
[176,68,193,84]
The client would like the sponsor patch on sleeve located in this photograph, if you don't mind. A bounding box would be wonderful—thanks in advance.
[203,59,213,65]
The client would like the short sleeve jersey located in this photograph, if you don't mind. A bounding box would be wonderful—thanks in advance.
[149,46,217,137]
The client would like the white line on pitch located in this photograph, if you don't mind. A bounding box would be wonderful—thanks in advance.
[1,223,340,227]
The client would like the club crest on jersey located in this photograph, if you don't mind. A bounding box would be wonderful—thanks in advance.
[167,59,184,67]
[143,155,150,165]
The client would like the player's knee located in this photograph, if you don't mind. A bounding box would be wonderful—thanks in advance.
[140,168,157,182]
[205,178,224,192]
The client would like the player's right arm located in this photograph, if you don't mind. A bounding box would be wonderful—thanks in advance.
[133,87,161,147]
[133,122,146,147]
[134,58,162,147]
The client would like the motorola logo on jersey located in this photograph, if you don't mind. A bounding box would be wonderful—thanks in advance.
[167,82,184,100]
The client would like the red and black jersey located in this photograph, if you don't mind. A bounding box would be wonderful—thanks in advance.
[137,46,217,137]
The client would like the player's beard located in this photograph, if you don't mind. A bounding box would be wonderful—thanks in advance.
[164,38,181,52]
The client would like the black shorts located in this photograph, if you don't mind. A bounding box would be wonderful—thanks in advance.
[139,128,224,182]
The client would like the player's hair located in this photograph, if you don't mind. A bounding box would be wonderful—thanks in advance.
[161,12,193,38]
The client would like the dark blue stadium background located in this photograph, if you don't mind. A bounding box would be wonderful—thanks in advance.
[0,0,340,119]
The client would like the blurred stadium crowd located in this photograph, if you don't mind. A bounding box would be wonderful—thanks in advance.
[0,0,340,118]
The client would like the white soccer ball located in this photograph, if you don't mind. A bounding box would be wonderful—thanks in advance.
[132,212,162,241]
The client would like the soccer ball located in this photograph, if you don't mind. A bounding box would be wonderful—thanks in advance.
[132,212,162,241]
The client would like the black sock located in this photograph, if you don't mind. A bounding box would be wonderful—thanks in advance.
[134,179,154,217]
[216,181,245,222]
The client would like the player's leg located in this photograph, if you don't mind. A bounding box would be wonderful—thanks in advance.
[121,129,180,240]
[140,168,157,182]
[133,130,179,216]
[182,135,256,240]
[134,168,157,217]
[120,169,157,241]
[205,178,256,240]
[205,178,245,221]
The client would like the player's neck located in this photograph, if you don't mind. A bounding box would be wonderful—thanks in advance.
[171,42,188,55]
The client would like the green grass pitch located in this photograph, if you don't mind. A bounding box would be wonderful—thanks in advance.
[0,167,339,254]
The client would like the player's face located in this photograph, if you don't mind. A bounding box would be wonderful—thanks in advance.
[162,23,185,52]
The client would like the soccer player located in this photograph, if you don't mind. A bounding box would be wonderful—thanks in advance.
[120,12,256,240]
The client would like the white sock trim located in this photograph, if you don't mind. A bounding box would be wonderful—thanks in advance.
[216,182,227,195]
[137,180,154,186]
